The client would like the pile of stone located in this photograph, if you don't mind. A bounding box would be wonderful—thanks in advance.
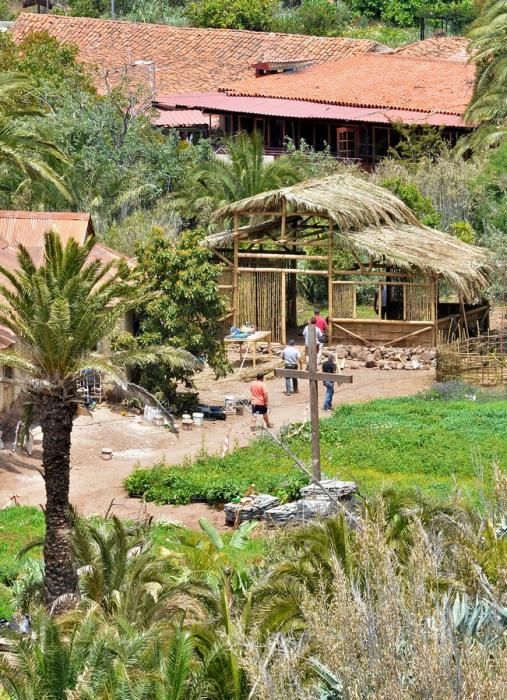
[224,494,279,525]
[224,480,358,528]
[328,344,436,371]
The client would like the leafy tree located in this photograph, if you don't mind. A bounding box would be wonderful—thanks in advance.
[186,0,276,31]
[132,227,229,406]
[0,31,95,107]
[0,233,195,606]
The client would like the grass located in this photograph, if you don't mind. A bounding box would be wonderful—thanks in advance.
[0,507,44,617]
[296,298,376,326]
[125,393,507,507]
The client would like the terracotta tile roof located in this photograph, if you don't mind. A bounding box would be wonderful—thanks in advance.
[12,13,390,95]
[223,54,475,116]
[154,109,208,128]
[0,210,94,247]
[394,36,470,62]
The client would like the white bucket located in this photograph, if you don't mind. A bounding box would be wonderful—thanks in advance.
[192,412,204,427]
[182,413,191,421]
[224,395,236,413]
[144,406,162,423]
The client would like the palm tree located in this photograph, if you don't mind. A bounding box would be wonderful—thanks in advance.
[175,131,305,224]
[0,232,196,607]
[0,72,72,201]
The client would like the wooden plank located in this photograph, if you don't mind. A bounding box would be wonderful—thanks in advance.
[328,221,334,345]
[232,215,239,326]
[332,323,370,345]
[275,369,353,383]
[281,271,286,345]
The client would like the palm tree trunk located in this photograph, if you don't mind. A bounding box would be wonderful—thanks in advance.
[40,393,78,606]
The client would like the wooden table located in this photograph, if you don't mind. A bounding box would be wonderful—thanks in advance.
[224,330,272,369]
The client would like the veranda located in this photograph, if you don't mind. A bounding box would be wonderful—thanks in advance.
[207,176,491,348]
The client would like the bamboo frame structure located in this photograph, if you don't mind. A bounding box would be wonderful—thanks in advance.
[207,175,491,347]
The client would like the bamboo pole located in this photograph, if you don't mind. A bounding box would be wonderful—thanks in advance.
[233,214,239,327]
[328,221,334,345]
[281,271,286,345]
[237,267,328,276]
[237,252,329,261]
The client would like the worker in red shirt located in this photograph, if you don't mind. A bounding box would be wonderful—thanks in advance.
[313,308,328,334]
[250,373,273,430]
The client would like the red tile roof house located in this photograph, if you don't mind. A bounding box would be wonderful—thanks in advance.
[0,211,132,412]
[12,14,474,164]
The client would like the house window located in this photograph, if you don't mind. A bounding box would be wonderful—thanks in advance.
[2,366,13,380]
[337,128,357,160]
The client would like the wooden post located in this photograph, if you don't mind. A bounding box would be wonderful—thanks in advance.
[308,324,321,480]
[232,214,239,327]
[281,271,287,345]
[328,221,334,345]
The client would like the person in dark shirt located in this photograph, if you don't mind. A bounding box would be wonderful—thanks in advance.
[322,355,336,412]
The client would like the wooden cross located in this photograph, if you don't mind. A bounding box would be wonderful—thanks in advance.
[275,324,352,480]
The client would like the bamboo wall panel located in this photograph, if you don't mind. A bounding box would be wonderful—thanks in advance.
[437,332,507,386]
[238,271,283,343]
[405,284,433,321]
[333,284,356,319]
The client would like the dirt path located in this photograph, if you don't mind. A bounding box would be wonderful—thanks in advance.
[0,367,434,529]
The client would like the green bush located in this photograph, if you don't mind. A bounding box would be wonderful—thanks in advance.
[381,176,441,227]
[124,452,309,505]
[186,0,276,30]
[273,0,351,36]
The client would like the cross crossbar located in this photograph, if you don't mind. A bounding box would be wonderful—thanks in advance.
[275,369,353,384]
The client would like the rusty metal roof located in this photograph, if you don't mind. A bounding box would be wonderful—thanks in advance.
[0,211,94,248]
[156,93,467,128]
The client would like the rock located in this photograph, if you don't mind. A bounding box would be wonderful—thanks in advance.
[348,361,361,370]
[300,479,357,501]
[365,354,377,368]
[421,351,432,363]
[224,494,280,526]
[335,345,348,359]
[264,499,335,527]
[373,348,382,361]
[349,345,364,359]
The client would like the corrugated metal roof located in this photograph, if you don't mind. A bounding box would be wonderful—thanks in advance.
[0,218,132,350]
[154,109,208,128]
[0,211,94,248]
[156,93,467,128]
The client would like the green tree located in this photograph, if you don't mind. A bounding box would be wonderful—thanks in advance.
[273,0,350,36]
[186,0,276,30]
[0,233,195,606]
[133,227,229,405]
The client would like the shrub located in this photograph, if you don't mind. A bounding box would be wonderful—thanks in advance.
[124,452,309,505]
[273,0,351,36]
[186,0,276,31]
[381,176,441,227]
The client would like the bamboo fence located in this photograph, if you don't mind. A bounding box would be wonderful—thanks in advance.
[437,327,507,386]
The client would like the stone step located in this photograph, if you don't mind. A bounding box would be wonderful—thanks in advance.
[224,493,279,526]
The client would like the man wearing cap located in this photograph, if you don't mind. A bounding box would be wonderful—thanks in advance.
[280,339,301,395]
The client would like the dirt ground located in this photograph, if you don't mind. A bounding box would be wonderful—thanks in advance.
[0,364,434,529]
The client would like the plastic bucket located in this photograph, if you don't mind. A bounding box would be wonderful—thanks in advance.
[192,412,204,427]
[224,395,236,413]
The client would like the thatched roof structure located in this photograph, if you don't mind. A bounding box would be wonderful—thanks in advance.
[207,174,491,296]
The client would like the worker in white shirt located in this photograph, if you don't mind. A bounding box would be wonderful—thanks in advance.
[280,339,301,395]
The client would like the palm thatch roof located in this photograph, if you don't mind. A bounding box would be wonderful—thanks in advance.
[212,174,421,230]
[206,174,492,295]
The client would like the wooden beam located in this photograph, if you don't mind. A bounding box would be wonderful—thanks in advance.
[281,271,286,345]
[237,253,328,261]
[383,325,433,346]
[275,369,353,383]
[233,214,239,327]
[237,267,328,276]
[332,323,370,345]
[328,220,334,345]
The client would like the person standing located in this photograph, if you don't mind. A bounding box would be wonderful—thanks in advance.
[249,373,273,430]
[303,317,323,350]
[280,339,301,395]
[313,308,328,334]
[322,354,336,412]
